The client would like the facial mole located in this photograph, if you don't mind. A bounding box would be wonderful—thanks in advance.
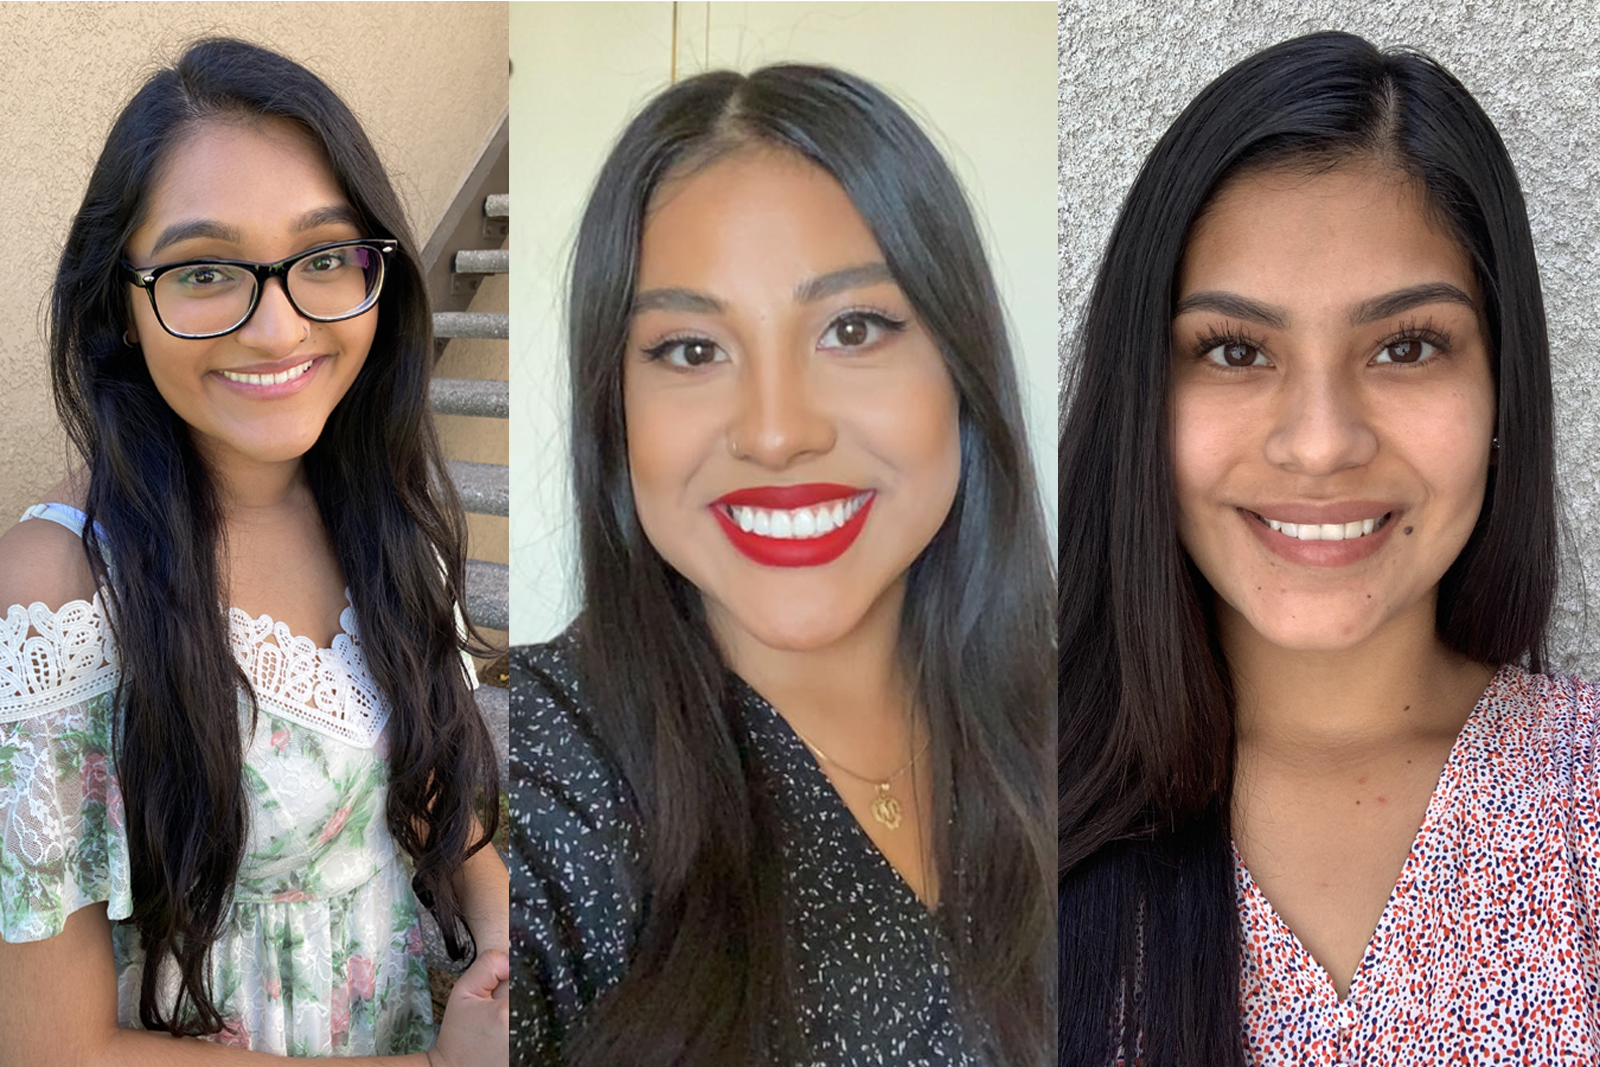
[1404,526,1414,535]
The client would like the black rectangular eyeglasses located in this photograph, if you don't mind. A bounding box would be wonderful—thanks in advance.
[124,238,398,340]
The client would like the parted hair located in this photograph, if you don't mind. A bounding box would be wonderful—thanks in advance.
[1058,31,1556,1066]
[562,65,1055,1066]
[49,37,500,1035]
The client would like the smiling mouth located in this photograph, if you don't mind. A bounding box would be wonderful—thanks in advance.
[721,492,872,540]
[1249,510,1394,542]
[218,358,316,386]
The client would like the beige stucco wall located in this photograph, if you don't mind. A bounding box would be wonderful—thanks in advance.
[0,0,508,519]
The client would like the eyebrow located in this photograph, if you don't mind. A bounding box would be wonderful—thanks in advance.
[1173,281,1478,330]
[632,262,896,316]
[148,204,365,258]
[1347,282,1477,325]
[631,287,724,314]
[794,262,894,303]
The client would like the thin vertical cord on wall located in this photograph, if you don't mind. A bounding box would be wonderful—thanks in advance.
[670,2,679,83]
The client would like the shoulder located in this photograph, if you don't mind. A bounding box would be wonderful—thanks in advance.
[510,627,644,1051]
[1473,665,1600,794]
[512,629,620,792]
[0,511,96,613]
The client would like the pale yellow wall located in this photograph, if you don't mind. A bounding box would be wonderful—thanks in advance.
[509,1,1058,643]
[0,0,508,519]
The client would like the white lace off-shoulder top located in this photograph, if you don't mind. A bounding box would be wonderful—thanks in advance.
[0,502,436,1055]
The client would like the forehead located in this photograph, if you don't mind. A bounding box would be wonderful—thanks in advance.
[134,117,349,243]
[637,146,884,287]
[1179,163,1478,308]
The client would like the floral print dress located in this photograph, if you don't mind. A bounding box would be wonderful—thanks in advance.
[0,503,435,1056]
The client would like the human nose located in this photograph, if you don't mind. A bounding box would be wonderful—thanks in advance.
[726,351,836,469]
[1262,362,1378,475]
[233,276,309,354]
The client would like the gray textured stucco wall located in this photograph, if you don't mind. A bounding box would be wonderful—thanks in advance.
[1058,0,1600,673]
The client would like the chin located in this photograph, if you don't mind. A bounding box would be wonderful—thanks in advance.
[715,595,869,656]
[1236,595,1389,653]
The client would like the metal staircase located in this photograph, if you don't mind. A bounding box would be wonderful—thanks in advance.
[422,112,509,783]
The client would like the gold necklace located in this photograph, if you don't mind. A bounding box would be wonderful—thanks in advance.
[789,724,929,831]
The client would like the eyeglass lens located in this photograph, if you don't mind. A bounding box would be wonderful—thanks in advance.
[152,245,383,337]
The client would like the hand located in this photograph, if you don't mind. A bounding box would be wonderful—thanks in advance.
[430,949,510,1067]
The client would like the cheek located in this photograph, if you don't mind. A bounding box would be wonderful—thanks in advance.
[1170,385,1245,545]
[1381,386,1494,528]
[622,372,710,537]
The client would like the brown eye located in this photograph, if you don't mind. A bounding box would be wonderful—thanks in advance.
[680,340,718,366]
[1375,338,1435,364]
[835,316,869,346]
[1202,341,1267,368]
[819,311,904,351]
[644,336,727,368]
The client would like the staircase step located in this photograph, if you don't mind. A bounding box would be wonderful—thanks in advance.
[465,558,509,631]
[433,311,508,339]
[454,249,509,275]
[484,193,509,219]
[431,378,509,419]
[448,460,508,517]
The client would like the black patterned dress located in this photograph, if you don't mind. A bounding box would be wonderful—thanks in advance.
[510,632,981,1066]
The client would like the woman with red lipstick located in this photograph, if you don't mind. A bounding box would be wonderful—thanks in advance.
[0,40,507,1064]
[515,66,1053,1066]
[1059,32,1586,1066]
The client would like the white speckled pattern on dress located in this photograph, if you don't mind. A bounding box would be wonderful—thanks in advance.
[511,632,983,1065]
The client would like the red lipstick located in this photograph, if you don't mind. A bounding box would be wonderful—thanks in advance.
[710,483,874,568]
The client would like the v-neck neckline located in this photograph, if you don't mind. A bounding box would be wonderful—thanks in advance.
[734,677,939,918]
[1232,663,1513,1008]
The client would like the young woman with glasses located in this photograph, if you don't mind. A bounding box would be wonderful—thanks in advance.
[515,65,1054,1067]
[0,39,506,1064]
[1060,31,1577,1065]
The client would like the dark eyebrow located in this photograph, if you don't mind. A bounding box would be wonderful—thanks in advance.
[292,204,365,233]
[1173,290,1288,330]
[631,262,896,316]
[632,288,724,314]
[149,219,244,257]
[1348,282,1477,325]
[795,262,894,304]
[147,205,362,259]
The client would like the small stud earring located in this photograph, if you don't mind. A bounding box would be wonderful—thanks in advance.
[1491,436,1500,450]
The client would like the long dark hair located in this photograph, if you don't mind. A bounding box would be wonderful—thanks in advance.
[561,65,1054,1066]
[1058,31,1557,1066]
[48,38,499,1035]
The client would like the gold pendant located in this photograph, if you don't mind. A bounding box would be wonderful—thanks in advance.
[871,783,903,830]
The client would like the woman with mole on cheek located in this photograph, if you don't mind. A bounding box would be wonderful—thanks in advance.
[0,40,507,1065]
[515,67,1054,1067]
[1059,31,1585,1067]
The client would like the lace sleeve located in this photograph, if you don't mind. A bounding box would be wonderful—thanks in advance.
[0,597,129,942]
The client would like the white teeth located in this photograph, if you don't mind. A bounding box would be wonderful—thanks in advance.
[726,493,870,541]
[1260,513,1388,542]
[219,359,314,387]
